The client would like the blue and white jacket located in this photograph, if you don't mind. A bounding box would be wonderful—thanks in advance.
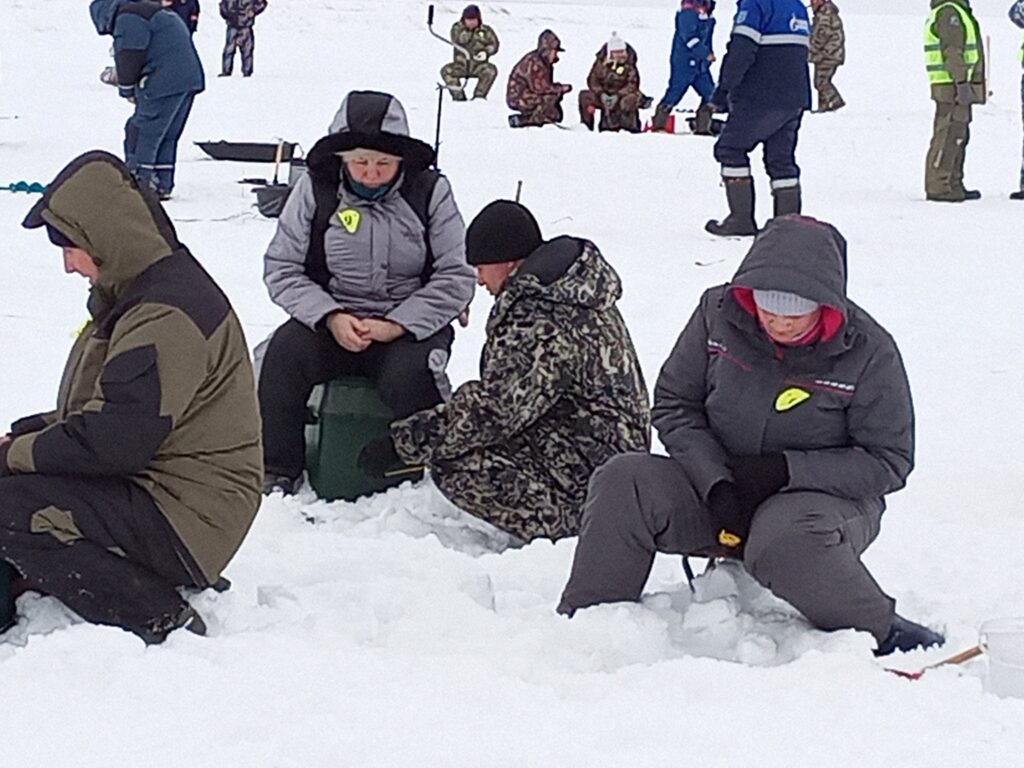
[671,5,712,72]
[714,0,810,110]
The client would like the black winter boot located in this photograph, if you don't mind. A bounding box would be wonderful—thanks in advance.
[705,177,758,237]
[874,615,945,657]
[651,103,672,132]
[772,184,801,217]
[1011,189,1024,200]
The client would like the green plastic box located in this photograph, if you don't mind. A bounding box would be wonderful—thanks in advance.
[304,377,423,502]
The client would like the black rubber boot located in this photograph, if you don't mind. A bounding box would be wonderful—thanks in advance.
[705,177,758,237]
[874,615,945,657]
[1011,189,1024,200]
[692,104,715,135]
[772,184,801,218]
[651,103,672,132]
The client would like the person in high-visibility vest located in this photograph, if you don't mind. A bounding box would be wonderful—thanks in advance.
[1010,0,1024,200]
[924,0,986,202]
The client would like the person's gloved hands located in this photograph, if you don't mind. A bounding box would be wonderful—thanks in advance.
[954,82,974,105]
[357,433,401,478]
[600,93,619,110]
[473,51,488,62]
[707,480,748,554]
[707,88,728,114]
[559,83,573,94]
[729,454,789,512]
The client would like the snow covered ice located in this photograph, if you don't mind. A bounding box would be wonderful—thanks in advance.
[2,0,1024,765]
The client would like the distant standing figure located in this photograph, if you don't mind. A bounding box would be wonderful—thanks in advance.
[652,1,717,132]
[1010,0,1024,199]
[924,0,986,202]
[162,0,200,34]
[507,29,572,128]
[809,0,846,112]
[440,5,500,101]
[220,0,267,77]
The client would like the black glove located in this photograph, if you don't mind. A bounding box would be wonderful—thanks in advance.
[954,82,974,105]
[707,88,728,114]
[729,454,789,514]
[357,433,400,478]
[707,480,749,553]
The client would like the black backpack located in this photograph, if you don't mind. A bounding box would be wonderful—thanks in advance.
[306,161,440,289]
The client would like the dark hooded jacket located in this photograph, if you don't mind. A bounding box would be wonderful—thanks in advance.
[6,152,261,583]
[90,0,204,100]
[507,30,566,110]
[652,216,913,506]
[392,237,651,541]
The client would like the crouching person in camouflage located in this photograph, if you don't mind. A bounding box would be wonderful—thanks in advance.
[359,201,650,542]
[0,151,262,643]
[559,216,944,657]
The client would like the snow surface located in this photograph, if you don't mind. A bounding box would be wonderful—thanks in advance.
[2,0,1024,764]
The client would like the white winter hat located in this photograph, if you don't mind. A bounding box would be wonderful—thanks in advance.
[752,289,820,316]
[606,32,626,54]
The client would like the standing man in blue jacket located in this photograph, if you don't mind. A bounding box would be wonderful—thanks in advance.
[90,0,205,200]
[652,1,717,132]
[1011,1,1024,200]
[705,0,811,237]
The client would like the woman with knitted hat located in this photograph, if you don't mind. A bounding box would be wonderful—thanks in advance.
[259,91,475,495]
[560,215,944,657]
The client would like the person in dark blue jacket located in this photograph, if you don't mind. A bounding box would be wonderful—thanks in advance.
[161,0,200,35]
[90,0,205,200]
[652,1,717,132]
[705,0,811,237]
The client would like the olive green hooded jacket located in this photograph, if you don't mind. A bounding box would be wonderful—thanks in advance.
[5,151,262,583]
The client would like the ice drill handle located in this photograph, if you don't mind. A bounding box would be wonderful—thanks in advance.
[427,4,434,26]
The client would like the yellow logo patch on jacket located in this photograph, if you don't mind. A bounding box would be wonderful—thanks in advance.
[775,387,811,412]
[338,208,361,234]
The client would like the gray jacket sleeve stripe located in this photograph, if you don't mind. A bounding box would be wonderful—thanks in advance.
[651,292,730,499]
[263,173,343,330]
[386,176,475,340]
[784,341,914,499]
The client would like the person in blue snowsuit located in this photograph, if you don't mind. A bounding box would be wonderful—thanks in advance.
[652,1,717,133]
[705,0,811,237]
[90,0,205,200]
[1011,0,1024,199]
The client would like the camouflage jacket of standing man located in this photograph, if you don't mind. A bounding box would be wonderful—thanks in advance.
[451,19,500,67]
[392,237,651,542]
[810,1,845,66]
[219,0,266,28]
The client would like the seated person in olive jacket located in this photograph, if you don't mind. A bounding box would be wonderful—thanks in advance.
[0,151,262,644]
[559,215,944,657]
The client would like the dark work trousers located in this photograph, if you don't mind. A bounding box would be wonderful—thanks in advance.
[558,454,896,642]
[258,318,455,478]
[714,106,804,184]
[0,474,201,637]
[925,101,972,197]
[222,26,255,76]
[660,64,715,108]
[124,91,196,196]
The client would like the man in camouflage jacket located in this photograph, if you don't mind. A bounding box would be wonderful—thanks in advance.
[441,4,500,101]
[578,34,648,132]
[506,29,573,127]
[0,151,262,643]
[809,0,846,112]
[219,0,267,77]
[361,201,650,542]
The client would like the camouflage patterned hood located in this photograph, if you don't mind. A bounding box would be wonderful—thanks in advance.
[492,237,622,330]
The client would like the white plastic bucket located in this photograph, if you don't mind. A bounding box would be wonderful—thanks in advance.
[979,617,1024,699]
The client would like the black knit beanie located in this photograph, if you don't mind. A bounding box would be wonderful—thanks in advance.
[466,200,544,266]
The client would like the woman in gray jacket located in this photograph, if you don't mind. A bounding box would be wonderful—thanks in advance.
[259,91,475,494]
[559,215,943,657]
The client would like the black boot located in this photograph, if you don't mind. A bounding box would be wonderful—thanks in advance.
[705,177,758,237]
[772,184,801,218]
[874,615,945,657]
[692,103,714,135]
[1011,190,1024,200]
[651,103,672,132]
